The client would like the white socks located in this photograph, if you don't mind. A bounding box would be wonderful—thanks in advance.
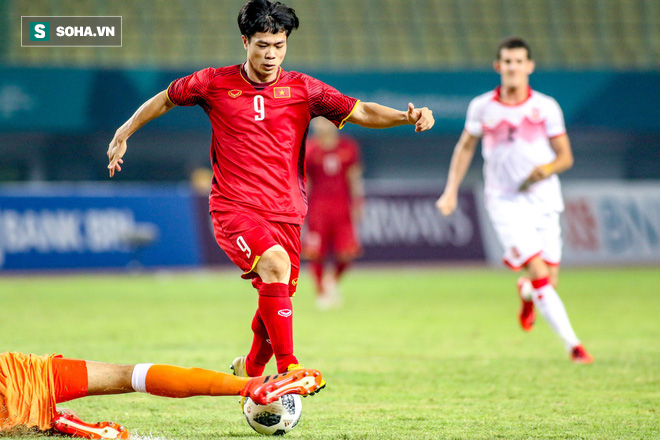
[532,282,580,351]
[131,363,154,393]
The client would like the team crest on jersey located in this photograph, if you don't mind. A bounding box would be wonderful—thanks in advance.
[274,87,291,98]
[228,89,242,98]
[530,107,541,120]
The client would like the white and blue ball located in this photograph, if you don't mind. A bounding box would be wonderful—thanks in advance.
[243,394,303,436]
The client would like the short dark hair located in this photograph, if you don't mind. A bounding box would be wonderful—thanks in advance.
[496,37,532,60]
[238,0,299,40]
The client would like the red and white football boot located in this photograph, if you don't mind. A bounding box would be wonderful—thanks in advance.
[517,277,535,332]
[52,411,129,439]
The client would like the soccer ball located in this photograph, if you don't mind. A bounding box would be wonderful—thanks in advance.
[243,394,303,435]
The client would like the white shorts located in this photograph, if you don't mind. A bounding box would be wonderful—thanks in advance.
[486,200,562,270]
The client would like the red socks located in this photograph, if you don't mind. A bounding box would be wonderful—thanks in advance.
[256,283,298,373]
[311,261,324,295]
[246,309,273,377]
[335,261,350,280]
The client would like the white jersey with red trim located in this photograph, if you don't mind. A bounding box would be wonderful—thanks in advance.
[465,87,566,213]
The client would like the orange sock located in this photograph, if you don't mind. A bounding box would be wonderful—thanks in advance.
[144,365,249,398]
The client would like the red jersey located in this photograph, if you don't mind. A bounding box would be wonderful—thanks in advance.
[167,65,359,225]
[305,137,361,213]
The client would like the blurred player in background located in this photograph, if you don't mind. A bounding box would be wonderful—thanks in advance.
[107,0,434,383]
[304,117,364,310]
[189,166,213,195]
[435,37,592,363]
[0,351,323,438]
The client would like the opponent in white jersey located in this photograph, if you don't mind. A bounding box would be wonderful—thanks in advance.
[467,87,565,213]
[436,37,592,364]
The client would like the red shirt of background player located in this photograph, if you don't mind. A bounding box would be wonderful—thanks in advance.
[303,128,363,308]
[166,65,358,225]
[305,136,361,219]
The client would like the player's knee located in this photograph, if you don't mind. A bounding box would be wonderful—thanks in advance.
[257,247,291,281]
[525,256,549,280]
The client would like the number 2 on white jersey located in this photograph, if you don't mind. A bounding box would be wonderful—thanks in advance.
[254,95,265,121]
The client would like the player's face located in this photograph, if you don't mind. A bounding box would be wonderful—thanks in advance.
[494,48,535,89]
[242,31,288,83]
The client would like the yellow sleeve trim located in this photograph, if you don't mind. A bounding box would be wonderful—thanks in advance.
[242,255,261,277]
[165,81,177,106]
[338,99,360,129]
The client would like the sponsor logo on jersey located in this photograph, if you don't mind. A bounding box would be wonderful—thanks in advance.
[274,87,290,98]
[291,278,298,286]
[228,89,242,98]
[278,309,292,318]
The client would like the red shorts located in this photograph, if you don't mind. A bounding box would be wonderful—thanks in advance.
[211,210,301,295]
[303,207,361,260]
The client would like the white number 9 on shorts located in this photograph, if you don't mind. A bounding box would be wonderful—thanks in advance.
[237,236,252,258]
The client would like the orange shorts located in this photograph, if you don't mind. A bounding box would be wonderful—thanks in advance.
[0,353,88,433]
[0,352,58,432]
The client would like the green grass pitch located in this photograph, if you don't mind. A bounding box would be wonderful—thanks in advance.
[1,266,658,439]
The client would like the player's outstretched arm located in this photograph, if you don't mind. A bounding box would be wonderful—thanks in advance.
[519,133,574,191]
[107,90,176,177]
[347,164,365,222]
[347,102,434,132]
[436,130,479,216]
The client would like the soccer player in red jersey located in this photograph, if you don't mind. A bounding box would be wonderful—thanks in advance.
[107,0,434,380]
[304,117,364,309]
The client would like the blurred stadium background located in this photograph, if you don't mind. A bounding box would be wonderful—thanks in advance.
[0,0,659,271]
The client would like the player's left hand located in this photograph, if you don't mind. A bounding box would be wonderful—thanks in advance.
[407,103,434,132]
[519,163,554,191]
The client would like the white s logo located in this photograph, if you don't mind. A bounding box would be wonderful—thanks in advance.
[35,24,46,39]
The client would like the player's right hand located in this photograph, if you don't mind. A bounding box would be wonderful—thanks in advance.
[107,134,127,178]
[435,193,457,216]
